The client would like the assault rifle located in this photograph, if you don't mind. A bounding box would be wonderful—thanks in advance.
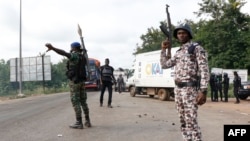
[77,24,91,80]
[159,4,172,58]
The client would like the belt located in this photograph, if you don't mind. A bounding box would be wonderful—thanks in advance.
[175,81,197,88]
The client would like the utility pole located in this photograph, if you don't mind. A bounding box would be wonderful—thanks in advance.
[18,0,25,98]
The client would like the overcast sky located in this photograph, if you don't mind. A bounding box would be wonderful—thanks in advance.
[0,0,249,69]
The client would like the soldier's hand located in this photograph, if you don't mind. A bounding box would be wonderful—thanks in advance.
[196,91,206,105]
[161,40,170,50]
[45,43,53,52]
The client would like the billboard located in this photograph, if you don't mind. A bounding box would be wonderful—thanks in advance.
[10,56,51,82]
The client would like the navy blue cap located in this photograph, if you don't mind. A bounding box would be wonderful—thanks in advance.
[71,42,81,48]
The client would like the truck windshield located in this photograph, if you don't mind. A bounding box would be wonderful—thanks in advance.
[127,69,134,79]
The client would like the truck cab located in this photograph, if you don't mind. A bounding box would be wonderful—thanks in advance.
[125,69,135,92]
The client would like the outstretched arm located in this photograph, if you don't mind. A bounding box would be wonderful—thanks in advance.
[45,43,71,58]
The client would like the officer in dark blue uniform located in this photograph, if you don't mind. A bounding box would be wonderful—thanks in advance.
[233,71,241,104]
[209,73,218,101]
[99,58,116,108]
[223,73,229,102]
[209,73,215,101]
[217,73,223,101]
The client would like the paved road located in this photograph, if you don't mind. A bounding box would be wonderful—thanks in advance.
[0,91,249,141]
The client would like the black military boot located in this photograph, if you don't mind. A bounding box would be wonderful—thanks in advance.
[84,115,92,127]
[69,117,83,129]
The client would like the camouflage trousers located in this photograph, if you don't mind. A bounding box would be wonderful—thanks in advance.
[69,81,89,118]
[174,87,202,141]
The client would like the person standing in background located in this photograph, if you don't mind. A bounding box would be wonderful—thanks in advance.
[216,73,223,101]
[99,58,116,108]
[223,73,230,102]
[209,73,217,102]
[233,71,241,104]
[117,74,125,93]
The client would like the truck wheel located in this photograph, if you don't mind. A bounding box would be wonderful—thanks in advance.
[130,86,136,97]
[158,89,170,101]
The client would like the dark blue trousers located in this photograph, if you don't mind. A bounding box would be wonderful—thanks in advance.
[100,81,113,105]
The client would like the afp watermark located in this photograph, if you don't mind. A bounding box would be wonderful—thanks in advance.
[224,125,250,141]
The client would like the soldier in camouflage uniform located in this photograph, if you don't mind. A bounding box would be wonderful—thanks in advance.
[45,42,91,129]
[160,23,209,141]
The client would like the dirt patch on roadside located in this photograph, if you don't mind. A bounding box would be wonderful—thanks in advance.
[204,98,250,114]
[0,97,10,101]
[0,94,45,103]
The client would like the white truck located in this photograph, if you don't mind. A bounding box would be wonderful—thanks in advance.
[130,47,179,101]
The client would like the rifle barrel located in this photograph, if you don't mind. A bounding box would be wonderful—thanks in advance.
[77,24,91,80]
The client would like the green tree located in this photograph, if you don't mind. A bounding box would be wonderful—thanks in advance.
[194,0,250,71]
[134,27,164,54]
[45,58,68,90]
[0,59,10,95]
[134,22,180,55]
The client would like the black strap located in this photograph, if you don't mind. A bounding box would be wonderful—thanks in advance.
[188,43,199,54]
[175,82,197,88]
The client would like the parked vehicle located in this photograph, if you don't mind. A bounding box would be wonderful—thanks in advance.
[238,81,250,100]
[85,58,101,90]
[130,47,179,101]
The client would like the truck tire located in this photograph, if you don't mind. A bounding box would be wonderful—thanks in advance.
[130,86,136,97]
[158,89,170,101]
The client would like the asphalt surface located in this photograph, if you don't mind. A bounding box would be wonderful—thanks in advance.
[0,91,249,141]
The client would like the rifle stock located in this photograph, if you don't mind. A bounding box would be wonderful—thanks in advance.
[77,24,91,80]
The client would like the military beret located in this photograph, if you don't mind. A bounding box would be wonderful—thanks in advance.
[71,42,81,48]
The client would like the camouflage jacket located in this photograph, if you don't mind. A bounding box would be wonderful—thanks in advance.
[66,51,86,83]
[160,41,209,89]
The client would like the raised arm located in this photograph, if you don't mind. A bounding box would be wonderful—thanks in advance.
[45,43,71,58]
